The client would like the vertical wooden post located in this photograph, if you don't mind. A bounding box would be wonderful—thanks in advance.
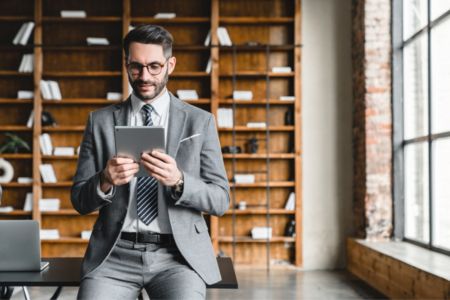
[32,0,43,224]
[294,0,303,267]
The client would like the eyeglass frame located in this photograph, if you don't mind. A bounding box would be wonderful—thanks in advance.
[126,57,171,77]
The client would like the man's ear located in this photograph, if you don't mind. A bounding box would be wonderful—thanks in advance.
[168,56,176,74]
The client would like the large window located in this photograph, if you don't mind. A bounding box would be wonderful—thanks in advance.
[394,0,450,254]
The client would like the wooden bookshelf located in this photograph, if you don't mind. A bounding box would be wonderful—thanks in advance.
[0,0,302,267]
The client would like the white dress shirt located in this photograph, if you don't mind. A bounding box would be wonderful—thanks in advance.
[97,89,172,233]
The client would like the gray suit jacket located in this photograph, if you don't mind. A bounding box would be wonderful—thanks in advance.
[71,93,230,285]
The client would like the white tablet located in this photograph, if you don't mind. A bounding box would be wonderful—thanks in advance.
[114,126,165,177]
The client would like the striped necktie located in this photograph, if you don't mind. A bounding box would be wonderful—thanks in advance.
[136,104,158,225]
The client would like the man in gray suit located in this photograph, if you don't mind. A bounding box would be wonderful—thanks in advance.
[71,24,230,299]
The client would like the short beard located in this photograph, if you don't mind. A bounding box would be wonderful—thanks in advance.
[129,67,169,101]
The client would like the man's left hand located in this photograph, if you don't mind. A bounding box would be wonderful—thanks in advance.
[141,151,182,186]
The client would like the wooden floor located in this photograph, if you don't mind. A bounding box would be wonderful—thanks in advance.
[8,269,386,299]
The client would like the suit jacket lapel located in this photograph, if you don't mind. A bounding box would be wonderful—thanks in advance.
[167,93,187,158]
[113,96,131,127]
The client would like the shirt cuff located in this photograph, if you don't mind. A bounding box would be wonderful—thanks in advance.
[96,181,115,199]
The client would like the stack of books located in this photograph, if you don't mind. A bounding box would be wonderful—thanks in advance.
[106,92,122,101]
[39,164,57,183]
[17,90,34,99]
[23,193,33,211]
[39,198,60,211]
[81,230,92,240]
[217,27,232,46]
[54,147,75,156]
[251,227,272,239]
[86,37,109,46]
[12,22,35,45]
[40,229,60,240]
[284,192,295,210]
[18,54,34,73]
[154,12,176,19]
[39,133,53,155]
[233,90,253,101]
[234,174,255,184]
[60,10,86,18]
[40,80,62,100]
[177,90,199,101]
[217,108,233,128]
[272,66,292,73]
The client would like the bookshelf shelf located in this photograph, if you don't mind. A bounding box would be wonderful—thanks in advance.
[41,237,89,244]
[0,210,32,216]
[42,155,78,160]
[0,16,34,22]
[0,71,33,76]
[219,71,295,77]
[224,209,295,215]
[171,71,210,77]
[41,209,98,216]
[43,99,120,105]
[41,182,73,188]
[0,183,32,188]
[218,236,295,243]
[131,17,210,24]
[0,154,33,159]
[218,126,295,132]
[42,71,121,77]
[229,182,295,188]
[42,45,121,51]
[219,99,295,105]
[43,16,122,23]
[0,99,33,104]
[0,126,32,132]
[42,126,85,132]
[219,17,294,24]
[222,153,295,159]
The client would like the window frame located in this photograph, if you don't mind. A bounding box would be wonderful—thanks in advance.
[393,0,450,256]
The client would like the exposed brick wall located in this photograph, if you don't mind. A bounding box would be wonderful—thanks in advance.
[352,0,392,240]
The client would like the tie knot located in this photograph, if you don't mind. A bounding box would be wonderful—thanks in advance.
[142,104,153,117]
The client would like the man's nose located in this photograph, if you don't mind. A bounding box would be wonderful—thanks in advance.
[140,66,152,81]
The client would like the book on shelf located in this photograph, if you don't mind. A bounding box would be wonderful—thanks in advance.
[39,164,57,183]
[23,192,33,211]
[40,80,62,100]
[251,227,272,239]
[26,110,34,128]
[17,90,34,99]
[0,206,13,213]
[271,66,292,73]
[217,27,232,46]
[154,12,176,19]
[233,90,253,101]
[205,56,212,74]
[39,198,60,211]
[12,22,35,46]
[17,177,33,184]
[234,174,255,184]
[81,230,92,240]
[54,147,74,156]
[284,192,295,211]
[60,10,87,18]
[279,95,295,101]
[246,122,266,128]
[176,90,199,101]
[106,92,122,101]
[204,30,211,46]
[40,229,60,240]
[18,54,34,73]
[86,37,109,46]
[217,108,233,128]
[39,133,53,155]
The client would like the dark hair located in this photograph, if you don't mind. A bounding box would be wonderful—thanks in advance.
[123,24,173,60]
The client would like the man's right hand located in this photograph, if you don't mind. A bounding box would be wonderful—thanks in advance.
[100,157,139,193]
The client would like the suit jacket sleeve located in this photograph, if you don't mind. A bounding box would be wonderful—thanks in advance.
[173,115,230,216]
[71,113,113,215]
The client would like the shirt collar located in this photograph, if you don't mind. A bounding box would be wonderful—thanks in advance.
[130,88,170,118]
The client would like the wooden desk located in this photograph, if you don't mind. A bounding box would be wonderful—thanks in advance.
[0,257,238,299]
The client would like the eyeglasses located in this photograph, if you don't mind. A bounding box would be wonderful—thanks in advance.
[126,58,170,76]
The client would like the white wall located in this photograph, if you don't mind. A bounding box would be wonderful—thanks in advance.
[302,0,353,269]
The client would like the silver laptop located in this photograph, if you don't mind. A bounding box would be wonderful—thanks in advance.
[0,220,49,271]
